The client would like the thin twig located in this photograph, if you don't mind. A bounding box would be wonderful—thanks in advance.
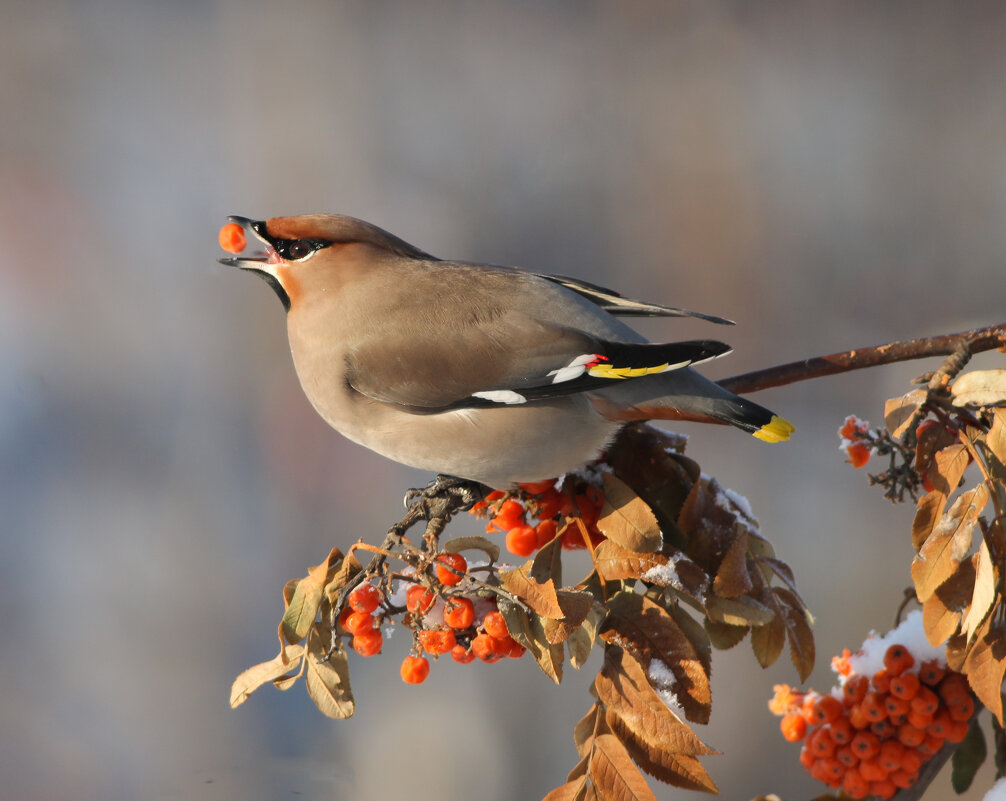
[720,324,1006,395]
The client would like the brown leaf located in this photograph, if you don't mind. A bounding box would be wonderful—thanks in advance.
[669,605,711,677]
[230,644,306,708]
[677,476,757,578]
[304,629,355,719]
[599,593,711,724]
[751,614,786,668]
[962,612,1006,724]
[589,733,660,801]
[962,539,996,644]
[921,555,976,646]
[885,389,926,437]
[532,526,564,586]
[913,491,948,550]
[771,587,815,681]
[500,562,564,618]
[951,369,1006,407]
[929,444,972,497]
[915,421,959,475]
[575,703,604,757]
[705,595,774,627]
[912,485,989,601]
[986,409,1006,467]
[704,618,750,650]
[596,474,662,554]
[712,530,753,598]
[529,613,564,684]
[543,777,588,801]
[323,550,361,603]
[596,646,717,756]
[281,548,344,645]
[545,590,596,643]
[605,711,719,794]
[568,606,607,669]
[442,535,500,564]
[592,541,709,602]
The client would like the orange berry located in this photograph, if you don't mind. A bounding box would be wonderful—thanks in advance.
[850,731,880,760]
[505,639,526,658]
[435,553,467,586]
[832,648,853,676]
[890,672,920,700]
[348,583,381,614]
[451,644,476,664]
[506,524,538,557]
[846,441,872,468]
[907,709,934,730]
[890,768,916,789]
[807,727,836,758]
[937,672,969,702]
[870,719,896,739]
[869,778,897,800]
[910,685,940,717]
[343,610,376,635]
[836,745,858,768]
[535,519,558,548]
[485,490,506,502]
[811,695,844,725]
[842,766,869,799]
[901,748,922,773]
[896,723,925,747]
[830,716,853,744]
[483,611,510,640]
[418,628,456,656]
[946,719,970,743]
[947,693,974,722]
[884,695,910,720]
[780,713,808,742]
[840,415,868,440]
[800,692,822,724]
[400,654,430,684]
[443,596,475,629]
[811,757,843,785]
[406,585,436,614]
[848,704,871,730]
[927,709,953,738]
[352,627,382,657]
[872,669,892,694]
[769,684,800,716]
[493,499,525,530]
[878,741,905,773]
[883,644,915,676]
[859,758,888,782]
[560,522,587,550]
[843,675,869,706]
[918,660,945,686]
[917,734,943,756]
[861,692,887,722]
[799,744,815,769]
[218,222,246,254]
[519,480,555,495]
[471,632,504,662]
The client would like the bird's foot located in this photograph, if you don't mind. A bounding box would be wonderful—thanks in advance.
[404,475,488,513]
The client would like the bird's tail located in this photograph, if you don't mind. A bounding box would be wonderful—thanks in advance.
[591,367,795,442]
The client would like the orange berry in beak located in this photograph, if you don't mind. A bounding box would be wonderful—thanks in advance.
[218,222,246,254]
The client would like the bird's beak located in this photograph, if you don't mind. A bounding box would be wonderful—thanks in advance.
[217,216,280,274]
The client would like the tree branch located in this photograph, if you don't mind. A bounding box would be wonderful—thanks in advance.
[719,324,1006,396]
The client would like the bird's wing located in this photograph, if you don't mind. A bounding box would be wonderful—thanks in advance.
[534,274,734,324]
[345,311,732,414]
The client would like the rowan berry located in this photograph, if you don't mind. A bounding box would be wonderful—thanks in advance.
[343,610,376,635]
[850,731,880,761]
[352,627,383,657]
[890,768,916,789]
[883,695,909,720]
[347,582,381,614]
[917,733,943,756]
[918,660,945,686]
[829,716,853,744]
[495,634,522,657]
[812,757,843,785]
[946,719,970,743]
[451,644,476,664]
[845,441,872,468]
[835,745,857,767]
[781,711,808,743]
[937,672,970,703]
[890,672,920,700]
[839,415,868,440]
[843,675,869,706]
[471,632,504,662]
[910,685,940,717]
[810,695,843,725]
[406,585,436,614]
[848,704,871,731]
[561,523,587,550]
[418,628,456,656]
[870,719,895,739]
[869,778,897,799]
[519,480,555,495]
[872,669,891,694]
[859,758,887,782]
[883,644,915,676]
[400,654,430,684]
[900,748,922,773]
[877,740,905,773]
[860,692,886,722]
[435,553,467,586]
[807,727,836,758]
[483,611,510,640]
[926,709,953,738]
[896,723,925,748]
[443,596,475,629]
[218,222,246,254]
[535,519,558,548]
[842,766,869,799]
[493,499,525,530]
[506,524,538,557]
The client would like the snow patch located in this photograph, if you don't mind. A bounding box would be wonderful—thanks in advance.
[843,610,946,680]
[984,777,1006,801]
[648,658,681,710]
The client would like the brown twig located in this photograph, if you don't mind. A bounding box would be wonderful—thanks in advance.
[720,324,1006,395]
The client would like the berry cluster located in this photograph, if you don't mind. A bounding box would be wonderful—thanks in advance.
[771,641,976,799]
[470,478,607,557]
[338,551,530,685]
[839,415,873,469]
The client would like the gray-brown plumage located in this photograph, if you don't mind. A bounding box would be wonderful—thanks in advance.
[221,214,793,488]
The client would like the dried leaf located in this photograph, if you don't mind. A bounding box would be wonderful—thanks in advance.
[705,595,774,627]
[230,644,305,708]
[597,474,662,554]
[772,587,815,682]
[922,555,977,646]
[913,491,948,550]
[951,718,987,793]
[323,550,362,603]
[915,421,958,475]
[599,593,711,724]
[532,527,564,586]
[961,539,996,644]
[568,606,607,669]
[501,562,564,618]
[669,605,711,677]
[912,485,989,601]
[545,590,596,643]
[281,548,343,645]
[589,733,660,801]
[592,541,709,602]
[712,530,752,598]
[595,646,716,756]
[986,409,1006,466]
[677,476,757,578]
[885,389,926,437]
[751,614,786,668]
[962,613,1006,724]
[442,535,500,564]
[951,369,1006,407]
[304,629,355,719]
[929,444,972,497]
[575,703,604,758]
[704,618,750,650]
[529,613,565,684]
[544,776,588,801]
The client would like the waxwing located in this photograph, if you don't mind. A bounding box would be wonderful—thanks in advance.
[220,214,794,489]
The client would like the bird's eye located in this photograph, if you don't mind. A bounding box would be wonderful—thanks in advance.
[288,241,312,259]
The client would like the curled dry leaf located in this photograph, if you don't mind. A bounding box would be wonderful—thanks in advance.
[592,540,709,603]
[951,369,1006,408]
[912,484,989,602]
[596,473,663,554]
[884,388,926,438]
[442,535,500,564]
[281,547,344,645]
[304,628,354,719]
[921,554,977,646]
[960,538,996,644]
[961,613,1006,724]
[230,644,306,708]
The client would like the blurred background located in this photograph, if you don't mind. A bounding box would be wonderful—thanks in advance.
[3,1,1005,799]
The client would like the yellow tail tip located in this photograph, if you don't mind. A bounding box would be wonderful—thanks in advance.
[753,415,795,443]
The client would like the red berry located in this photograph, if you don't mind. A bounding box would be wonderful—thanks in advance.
[400,654,430,684]
[846,442,872,468]
[519,480,555,495]
[883,644,915,676]
[506,524,538,557]
[451,644,476,664]
[471,632,504,662]
[780,713,807,742]
[343,610,376,635]
[535,519,558,548]
[443,596,475,629]
[435,553,467,586]
[406,585,436,614]
[483,611,509,640]
[348,583,381,614]
[352,627,383,657]
[418,628,457,656]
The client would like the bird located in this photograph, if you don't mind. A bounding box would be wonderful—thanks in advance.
[219,214,794,489]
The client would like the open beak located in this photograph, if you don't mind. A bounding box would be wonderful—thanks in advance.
[217,216,279,272]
